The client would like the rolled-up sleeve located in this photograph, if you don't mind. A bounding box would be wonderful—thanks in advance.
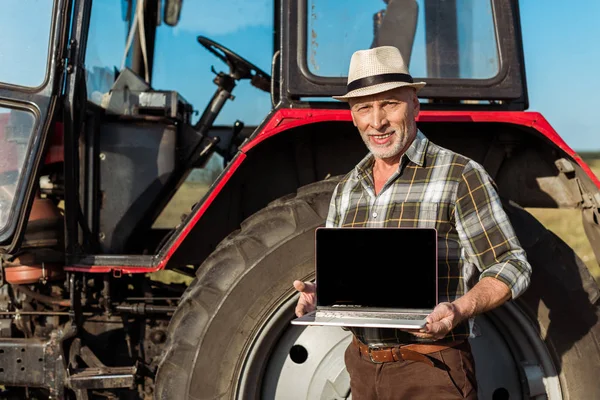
[454,161,532,299]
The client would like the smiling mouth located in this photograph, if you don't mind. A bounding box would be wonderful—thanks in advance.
[369,131,395,140]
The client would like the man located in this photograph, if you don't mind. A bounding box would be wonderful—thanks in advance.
[293,46,531,399]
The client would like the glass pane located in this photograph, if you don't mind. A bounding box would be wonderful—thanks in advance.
[152,0,274,126]
[85,0,128,105]
[0,0,54,87]
[307,0,499,79]
[0,108,35,230]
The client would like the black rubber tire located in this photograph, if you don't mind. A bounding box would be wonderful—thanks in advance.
[155,180,600,399]
[503,201,600,399]
[155,179,337,399]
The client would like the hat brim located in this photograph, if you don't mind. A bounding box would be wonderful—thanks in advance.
[332,81,426,101]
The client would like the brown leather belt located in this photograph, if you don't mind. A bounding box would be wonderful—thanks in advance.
[352,336,464,366]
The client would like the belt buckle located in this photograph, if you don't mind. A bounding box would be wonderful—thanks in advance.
[367,346,384,364]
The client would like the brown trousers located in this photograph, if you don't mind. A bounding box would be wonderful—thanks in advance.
[344,340,478,399]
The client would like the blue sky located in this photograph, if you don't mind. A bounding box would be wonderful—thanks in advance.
[519,0,600,151]
[1,0,599,151]
[0,0,53,87]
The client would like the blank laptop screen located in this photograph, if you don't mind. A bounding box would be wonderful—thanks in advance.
[315,228,437,309]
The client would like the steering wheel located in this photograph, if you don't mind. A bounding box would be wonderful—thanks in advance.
[197,36,271,92]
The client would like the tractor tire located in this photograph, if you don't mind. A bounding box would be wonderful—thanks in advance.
[155,179,600,400]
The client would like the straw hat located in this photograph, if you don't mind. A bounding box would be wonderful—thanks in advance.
[333,46,426,101]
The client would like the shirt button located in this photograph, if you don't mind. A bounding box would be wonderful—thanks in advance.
[372,212,378,218]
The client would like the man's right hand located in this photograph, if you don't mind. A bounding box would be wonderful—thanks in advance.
[293,280,316,317]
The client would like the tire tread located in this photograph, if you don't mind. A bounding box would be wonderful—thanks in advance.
[155,178,338,399]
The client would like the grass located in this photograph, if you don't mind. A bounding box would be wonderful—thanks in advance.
[152,158,600,284]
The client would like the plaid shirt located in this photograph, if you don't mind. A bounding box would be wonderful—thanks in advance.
[327,131,531,345]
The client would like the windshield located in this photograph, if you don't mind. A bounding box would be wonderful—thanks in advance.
[0,0,54,87]
[0,107,35,231]
[306,0,499,79]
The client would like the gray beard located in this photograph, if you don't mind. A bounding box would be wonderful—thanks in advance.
[362,130,411,160]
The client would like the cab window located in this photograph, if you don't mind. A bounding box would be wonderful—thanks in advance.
[307,0,499,79]
[0,107,35,231]
[0,0,54,87]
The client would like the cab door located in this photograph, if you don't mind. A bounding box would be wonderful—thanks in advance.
[0,0,71,251]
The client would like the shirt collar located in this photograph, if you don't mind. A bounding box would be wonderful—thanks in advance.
[354,130,429,179]
[405,130,428,167]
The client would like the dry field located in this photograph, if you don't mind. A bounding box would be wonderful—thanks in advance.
[153,157,600,284]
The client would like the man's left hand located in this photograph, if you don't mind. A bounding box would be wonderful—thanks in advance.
[410,277,511,340]
[412,302,464,340]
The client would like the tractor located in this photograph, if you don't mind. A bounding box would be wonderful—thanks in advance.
[0,0,599,399]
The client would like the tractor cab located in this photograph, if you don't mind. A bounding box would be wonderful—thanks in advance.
[0,0,531,259]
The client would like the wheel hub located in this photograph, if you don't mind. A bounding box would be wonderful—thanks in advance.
[263,325,352,399]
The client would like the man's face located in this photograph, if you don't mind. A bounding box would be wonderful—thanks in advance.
[349,87,420,161]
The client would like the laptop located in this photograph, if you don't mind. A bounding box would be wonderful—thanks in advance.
[291,227,438,329]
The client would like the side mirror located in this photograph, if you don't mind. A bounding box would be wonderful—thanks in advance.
[164,0,183,26]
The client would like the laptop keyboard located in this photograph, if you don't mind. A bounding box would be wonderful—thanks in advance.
[317,311,428,320]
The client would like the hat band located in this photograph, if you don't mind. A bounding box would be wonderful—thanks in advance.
[347,73,414,92]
